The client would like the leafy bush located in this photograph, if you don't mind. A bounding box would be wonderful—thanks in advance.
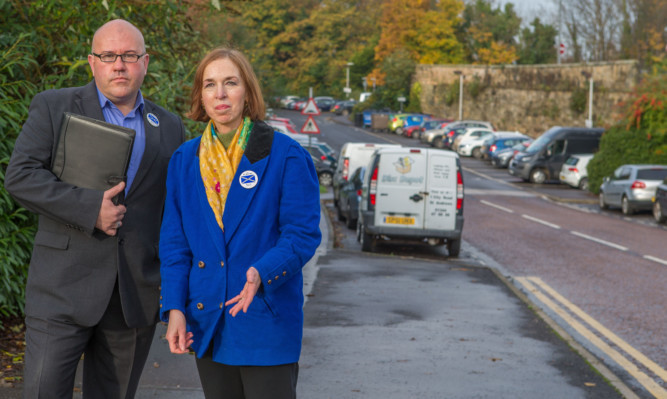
[0,0,216,320]
[569,86,588,114]
[587,74,667,193]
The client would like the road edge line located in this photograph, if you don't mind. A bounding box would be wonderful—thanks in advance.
[488,267,640,399]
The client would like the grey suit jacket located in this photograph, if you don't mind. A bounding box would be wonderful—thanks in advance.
[5,81,185,328]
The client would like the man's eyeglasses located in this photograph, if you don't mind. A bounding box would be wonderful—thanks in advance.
[91,53,146,63]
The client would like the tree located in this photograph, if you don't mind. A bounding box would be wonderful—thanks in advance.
[518,17,558,64]
[617,0,667,69]
[459,0,521,64]
[560,0,620,61]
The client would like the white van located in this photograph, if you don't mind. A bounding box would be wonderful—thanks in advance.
[333,142,400,206]
[357,147,464,256]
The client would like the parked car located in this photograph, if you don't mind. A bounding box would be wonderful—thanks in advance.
[314,96,336,111]
[509,127,604,184]
[388,113,412,134]
[430,125,469,149]
[333,142,401,207]
[311,155,335,186]
[357,147,464,256]
[280,95,299,108]
[599,164,667,215]
[332,100,356,115]
[490,141,532,168]
[559,154,594,190]
[337,166,366,229]
[303,143,337,166]
[653,178,667,223]
[416,119,451,141]
[452,127,494,152]
[458,131,525,159]
[481,135,531,161]
[399,114,430,137]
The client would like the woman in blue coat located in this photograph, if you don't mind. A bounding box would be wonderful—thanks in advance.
[159,47,321,398]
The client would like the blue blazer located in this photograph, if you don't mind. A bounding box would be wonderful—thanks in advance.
[159,121,321,366]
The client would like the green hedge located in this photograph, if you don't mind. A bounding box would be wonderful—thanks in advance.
[587,73,667,193]
[0,0,215,321]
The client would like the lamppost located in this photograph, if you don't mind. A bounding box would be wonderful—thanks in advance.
[453,70,464,120]
[345,62,354,99]
[362,77,367,92]
[581,71,593,127]
[371,77,376,92]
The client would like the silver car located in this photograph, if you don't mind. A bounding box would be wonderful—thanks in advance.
[599,164,667,215]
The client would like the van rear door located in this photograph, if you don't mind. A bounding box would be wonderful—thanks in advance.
[374,149,427,229]
[424,151,458,231]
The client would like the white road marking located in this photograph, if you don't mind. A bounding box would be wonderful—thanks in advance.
[521,214,561,229]
[643,255,667,266]
[570,231,628,251]
[480,200,514,213]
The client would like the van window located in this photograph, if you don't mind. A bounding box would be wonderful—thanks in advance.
[567,138,599,154]
[546,140,565,157]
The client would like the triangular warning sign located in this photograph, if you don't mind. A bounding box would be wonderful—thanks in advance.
[300,116,320,134]
[301,98,321,115]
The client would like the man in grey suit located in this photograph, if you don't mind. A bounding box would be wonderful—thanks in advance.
[5,19,185,398]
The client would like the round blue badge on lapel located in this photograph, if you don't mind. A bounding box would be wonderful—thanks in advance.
[147,113,159,127]
[239,171,258,189]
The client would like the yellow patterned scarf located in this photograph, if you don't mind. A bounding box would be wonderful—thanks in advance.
[199,117,253,230]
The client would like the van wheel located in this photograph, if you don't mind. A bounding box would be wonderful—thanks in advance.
[529,169,547,184]
[472,147,482,159]
[578,178,589,191]
[599,192,609,210]
[447,238,461,257]
[360,224,376,252]
[654,201,666,223]
[621,196,633,215]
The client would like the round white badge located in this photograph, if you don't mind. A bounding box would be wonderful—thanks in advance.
[239,170,258,189]
[147,112,160,127]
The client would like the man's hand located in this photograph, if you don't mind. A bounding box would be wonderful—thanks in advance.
[225,267,261,317]
[95,182,127,236]
[166,309,194,354]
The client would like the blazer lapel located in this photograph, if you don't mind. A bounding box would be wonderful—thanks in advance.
[127,102,160,198]
[221,121,275,242]
[75,81,105,120]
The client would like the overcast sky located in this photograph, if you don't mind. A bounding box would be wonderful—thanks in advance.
[496,0,558,25]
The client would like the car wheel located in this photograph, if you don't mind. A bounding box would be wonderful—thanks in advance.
[395,127,404,136]
[342,110,349,116]
[472,147,482,159]
[529,169,547,184]
[491,158,499,168]
[653,201,666,223]
[447,238,461,257]
[433,137,445,149]
[360,223,376,252]
[356,221,362,242]
[318,172,333,187]
[621,195,633,215]
[599,192,609,210]
[578,178,589,191]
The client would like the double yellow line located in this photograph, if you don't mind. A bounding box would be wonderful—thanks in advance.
[516,277,667,399]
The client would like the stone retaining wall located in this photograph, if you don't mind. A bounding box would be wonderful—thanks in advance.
[415,60,639,136]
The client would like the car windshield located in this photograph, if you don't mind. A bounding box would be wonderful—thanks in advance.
[637,168,667,180]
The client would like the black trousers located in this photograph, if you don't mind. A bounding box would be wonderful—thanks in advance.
[23,281,156,399]
[195,352,298,399]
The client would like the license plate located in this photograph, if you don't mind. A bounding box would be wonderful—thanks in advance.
[384,216,415,225]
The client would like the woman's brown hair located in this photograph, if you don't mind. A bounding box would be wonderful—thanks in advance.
[186,47,265,122]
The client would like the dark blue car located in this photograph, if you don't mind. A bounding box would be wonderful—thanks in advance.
[482,135,531,161]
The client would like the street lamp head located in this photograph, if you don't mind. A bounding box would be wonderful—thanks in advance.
[581,71,591,78]
[347,62,354,67]
[453,70,462,76]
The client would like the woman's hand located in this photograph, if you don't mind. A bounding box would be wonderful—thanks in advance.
[225,267,261,317]
[166,309,194,354]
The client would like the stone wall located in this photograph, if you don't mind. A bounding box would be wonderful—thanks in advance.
[415,60,639,137]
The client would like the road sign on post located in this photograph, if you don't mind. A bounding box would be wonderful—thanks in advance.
[301,116,320,134]
[301,98,321,115]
